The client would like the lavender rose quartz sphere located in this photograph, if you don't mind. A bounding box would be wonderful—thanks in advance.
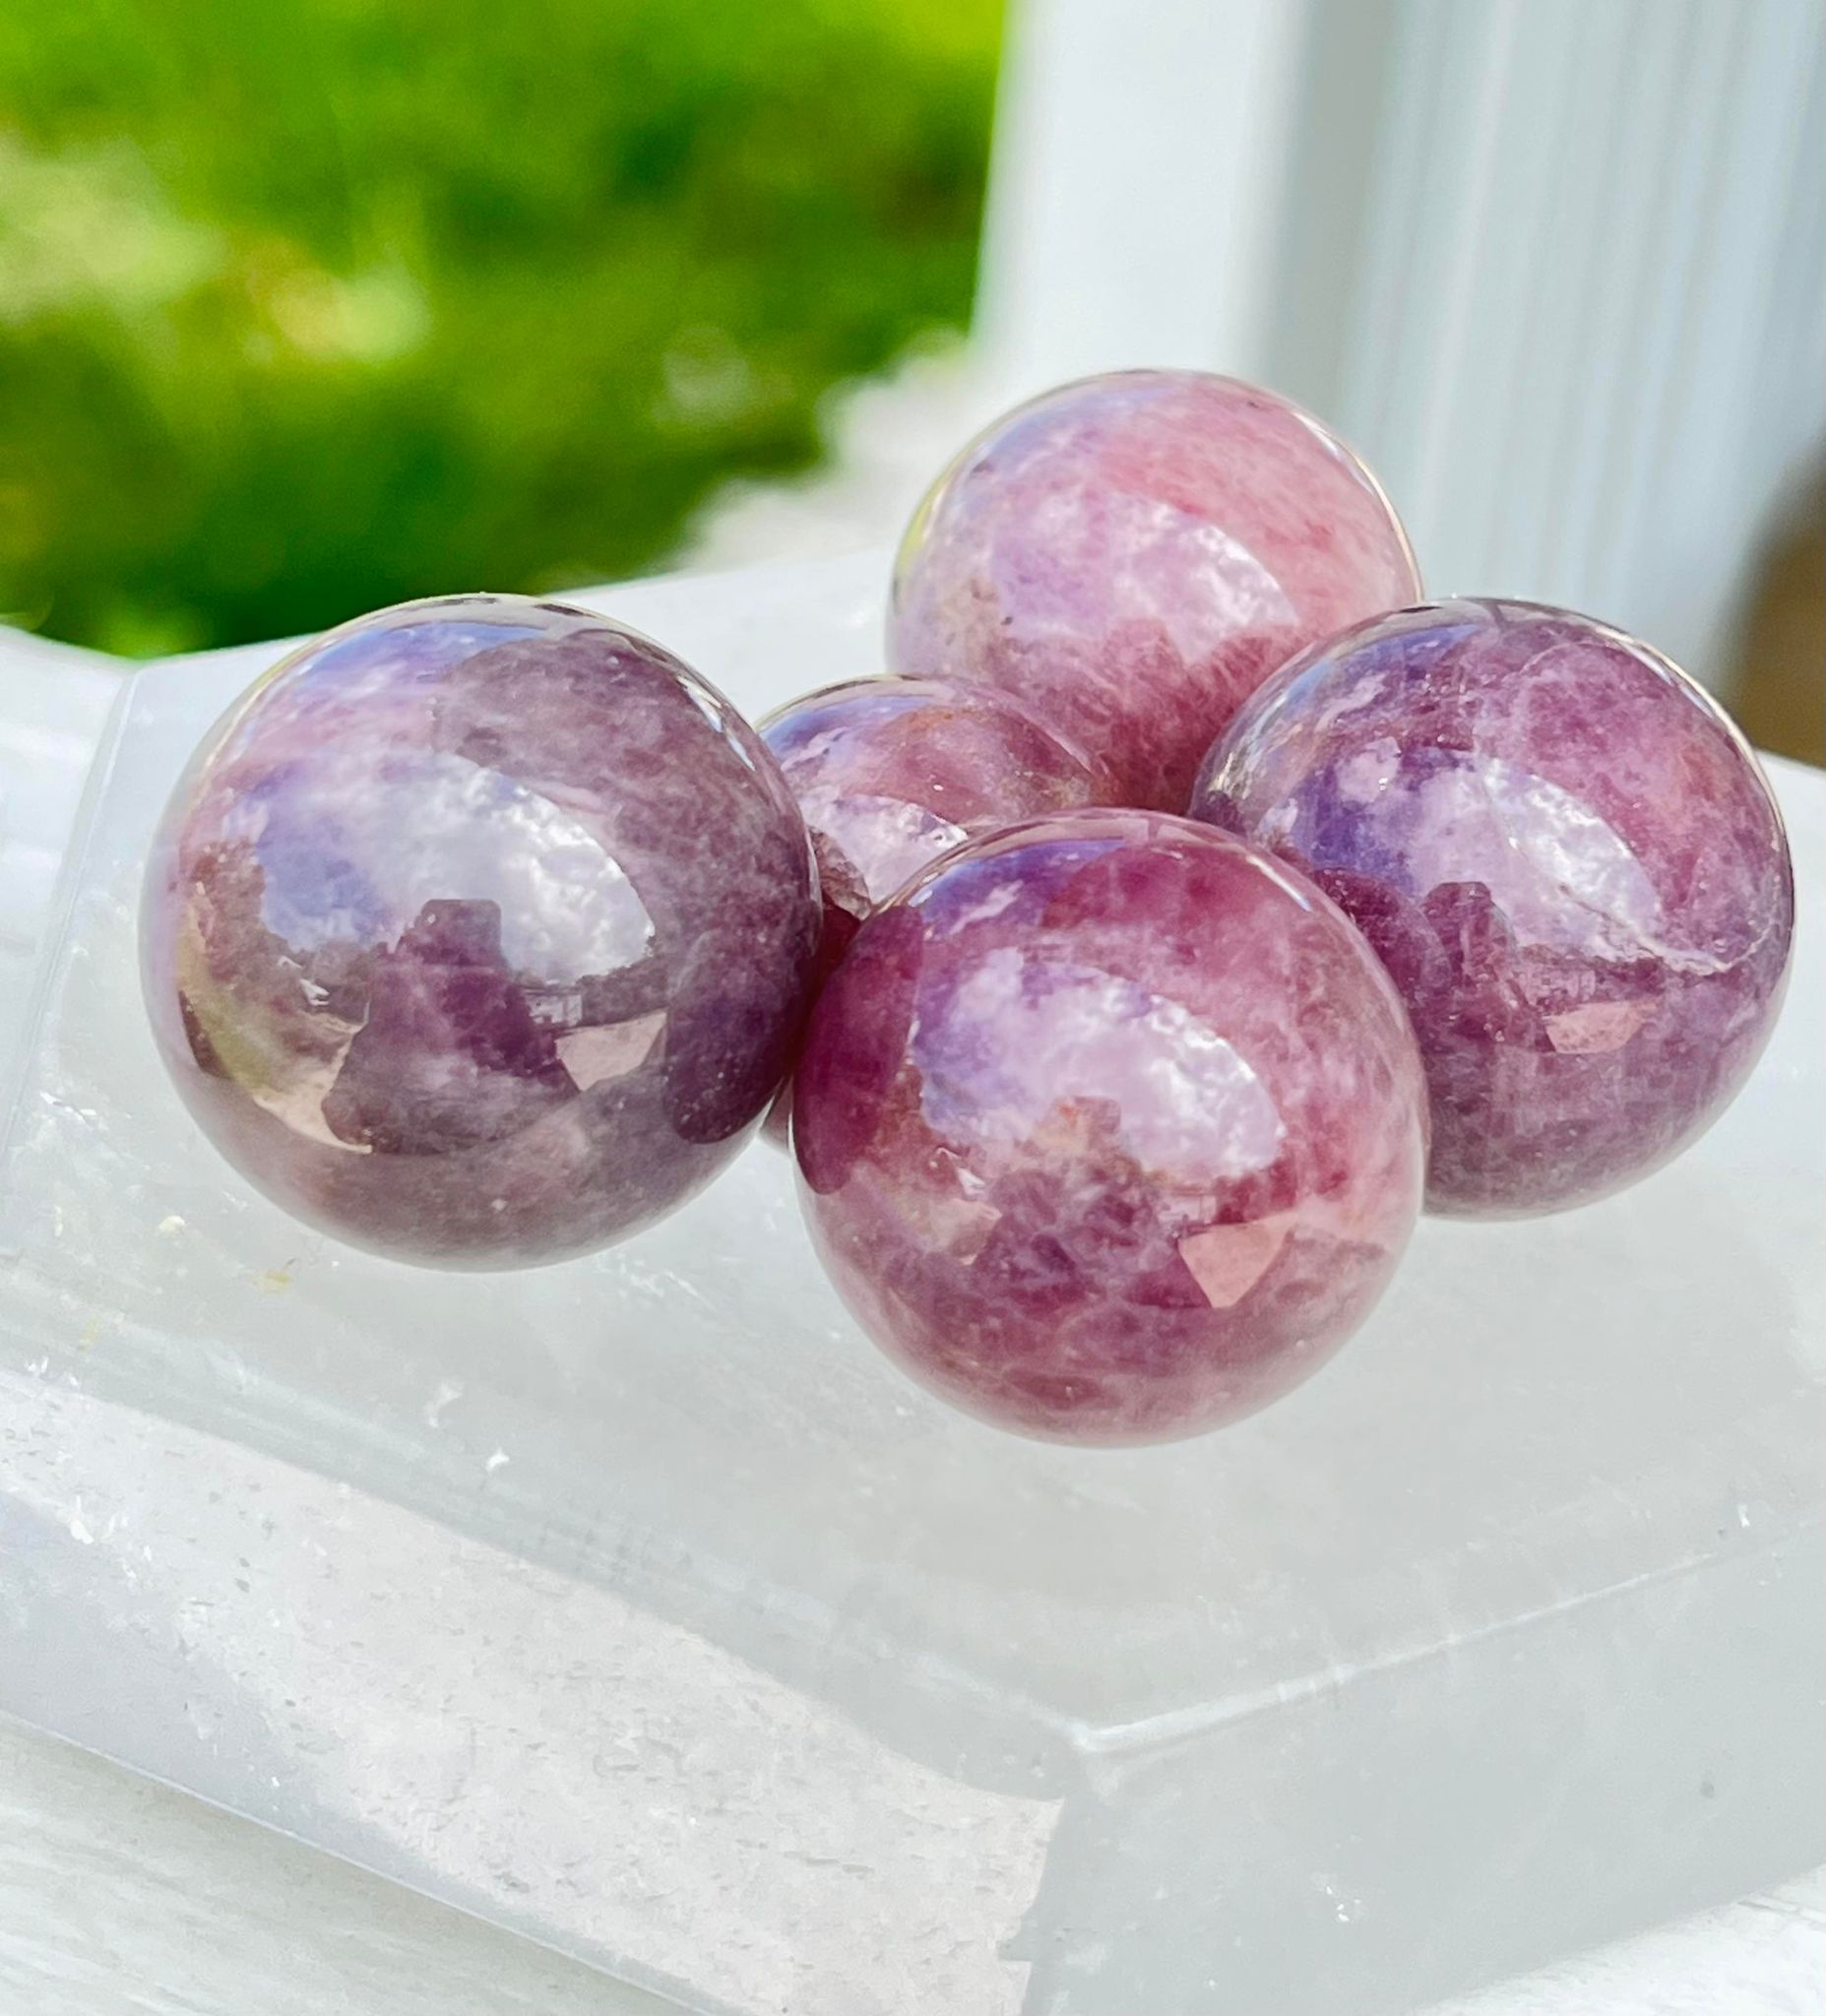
[760,672,1109,982]
[1192,599,1795,1217]
[792,810,1427,1444]
[141,595,820,1268]
[889,370,1421,811]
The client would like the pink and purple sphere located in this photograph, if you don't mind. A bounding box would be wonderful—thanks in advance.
[141,594,820,1268]
[792,809,1427,1443]
[889,370,1421,811]
[760,672,1108,980]
[1192,598,1795,1217]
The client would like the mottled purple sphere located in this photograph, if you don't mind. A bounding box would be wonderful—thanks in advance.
[1192,599,1795,1217]
[142,595,820,1268]
[761,673,1109,979]
[889,370,1420,811]
[793,810,1427,1443]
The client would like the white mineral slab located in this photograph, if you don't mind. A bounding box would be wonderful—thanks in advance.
[2,554,1820,2013]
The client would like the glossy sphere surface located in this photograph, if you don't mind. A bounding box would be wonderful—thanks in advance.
[793,810,1427,1443]
[889,370,1420,810]
[761,673,1107,980]
[1193,599,1795,1216]
[142,595,819,1268]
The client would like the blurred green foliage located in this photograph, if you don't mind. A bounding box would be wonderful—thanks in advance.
[0,0,1000,655]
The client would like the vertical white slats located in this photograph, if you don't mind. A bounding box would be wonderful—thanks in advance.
[1318,0,1825,681]
[973,0,1307,395]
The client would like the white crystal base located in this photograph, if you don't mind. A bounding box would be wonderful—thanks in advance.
[2,555,1820,2014]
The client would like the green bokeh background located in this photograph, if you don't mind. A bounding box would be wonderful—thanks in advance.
[0,0,1000,656]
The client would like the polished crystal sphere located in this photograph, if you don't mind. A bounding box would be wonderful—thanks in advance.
[889,370,1420,810]
[761,671,1108,979]
[1193,598,1795,1216]
[792,808,1427,1443]
[142,594,820,1267]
